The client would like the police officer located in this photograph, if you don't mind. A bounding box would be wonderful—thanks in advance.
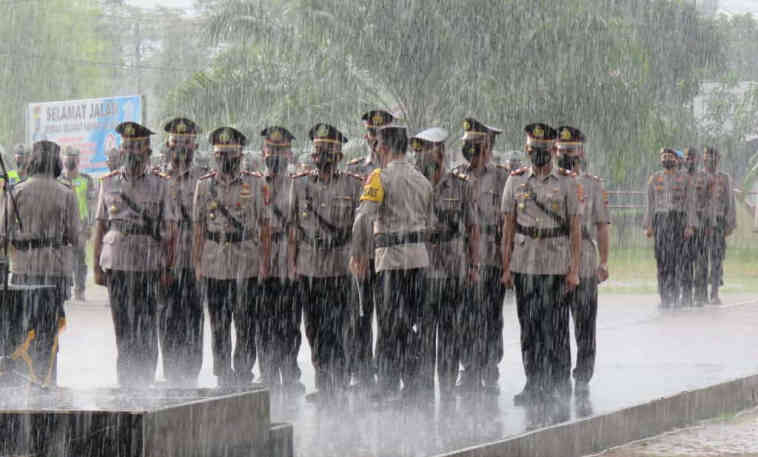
[288,123,362,403]
[350,122,433,401]
[454,118,509,395]
[192,127,271,387]
[344,110,396,389]
[93,122,178,387]
[643,148,696,308]
[555,126,610,393]
[159,118,205,387]
[12,144,28,182]
[105,148,122,172]
[681,147,709,306]
[411,128,480,399]
[60,147,97,302]
[702,146,736,305]
[0,140,78,386]
[257,126,304,395]
[504,150,524,174]
[501,123,581,404]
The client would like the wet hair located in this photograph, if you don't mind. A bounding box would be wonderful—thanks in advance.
[27,145,62,177]
[377,127,408,155]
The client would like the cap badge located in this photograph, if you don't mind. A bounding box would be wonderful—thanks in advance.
[372,112,385,126]
[411,139,422,150]
[270,129,283,142]
[560,128,572,140]
[220,128,232,144]
[177,121,187,133]
[124,124,135,136]
[316,124,330,138]
[533,125,544,139]
[463,120,471,131]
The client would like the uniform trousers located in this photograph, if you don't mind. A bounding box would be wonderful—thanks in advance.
[347,258,378,384]
[514,273,571,396]
[461,266,505,386]
[6,274,69,386]
[653,212,686,306]
[376,268,426,393]
[205,277,259,386]
[71,243,88,294]
[106,270,160,387]
[568,276,598,383]
[420,277,464,395]
[680,226,708,303]
[300,276,350,394]
[159,268,204,386]
[258,278,302,386]
[705,222,727,297]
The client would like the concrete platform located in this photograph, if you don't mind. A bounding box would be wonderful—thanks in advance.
[57,288,758,457]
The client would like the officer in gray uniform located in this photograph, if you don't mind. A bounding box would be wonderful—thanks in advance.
[0,140,78,386]
[93,122,178,387]
[555,126,610,393]
[158,117,205,387]
[411,128,480,399]
[454,117,509,395]
[681,147,710,306]
[504,150,524,174]
[702,146,736,305]
[193,127,271,387]
[350,122,433,400]
[288,123,362,403]
[344,109,397,389]
[13,144,29,182]
[643,148,696,308]
[502,123,581,404]
[257,126,304,395]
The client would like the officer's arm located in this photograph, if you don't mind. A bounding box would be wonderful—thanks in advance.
[286,180,298,277]
[643,177,654,233]
[501,211,516,271]
[191,181,205,273]
[67,191,80,249]
[569,214,581,275]
[727,175,737,235]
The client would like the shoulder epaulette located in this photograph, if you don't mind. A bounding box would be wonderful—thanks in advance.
[510,167,527,176]
[341,171,364,180]
[495,164,508,170]
[242,170,263,177]
[57,179,72,189]
[199,171,217,180]
[451,171,468,181]
[347,158,362,165]
[557,167,577,177]
[100,170,120,180]
[292,171,311,179]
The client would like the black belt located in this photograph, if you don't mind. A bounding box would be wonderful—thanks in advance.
[481,223,503,242]
[271,231,286,243]
[205,231,255,243]
[301,231,351,249]
[11,238,63,250]
[426,230,460,244]
[109,220,154,237]
[374,231,425,248]
[516,223,568,239]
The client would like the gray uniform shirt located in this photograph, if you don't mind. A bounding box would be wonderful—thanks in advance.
[1,176,79,276]
[95,168,177,272]
[706,171,737,232]
[687,170,710,229]
[642,169,697,229]
[166,166,205,270]
[352,158,433,272]
[193,171,267,280]
[577,172,611,278]
[264,170,293,279]
[426,171,477,279]
[344,154,379,260]
[501,167,581,275]
[289,171,362,278]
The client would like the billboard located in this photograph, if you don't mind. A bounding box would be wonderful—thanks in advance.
[26,95,144,175]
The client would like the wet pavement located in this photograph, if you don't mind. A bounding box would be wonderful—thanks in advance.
[50,289,758,457]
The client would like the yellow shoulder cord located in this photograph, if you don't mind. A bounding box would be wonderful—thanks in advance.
[10,329,38,383]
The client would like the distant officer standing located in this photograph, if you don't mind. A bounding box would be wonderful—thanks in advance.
[0,141,78,385]
[501,123,581,404]
[643,148,696,308]
[159,118,205,387]
[681,147,710,306]
[503,150,525,175]
[555,126,610,393]
[60,147,97,302]
[12,144,28,183]
[257,126,304,394]
[454,118,509,395]
[288,123,362,403]
[93,122,178,387]
[192,127,271,387]
[350,122,433,400]
[702,146,736,305]
[411,128,480,399]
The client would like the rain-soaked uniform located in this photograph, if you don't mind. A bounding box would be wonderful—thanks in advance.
[643,168,696,307]
[96,167,177,387]
[703,169,736,301]
[343,153,380,385]
[421,170,477,396]
[289,169,362,396]
[159,163,205,386]
[681,169,710,304]
[59,167,96,298]
[0,172,78,385]
[193,170,268,386]
[258,167,302,388]
[454,162,509,389]
[570,171,610,384]
[502,165,580,397]
[352,158,433,395]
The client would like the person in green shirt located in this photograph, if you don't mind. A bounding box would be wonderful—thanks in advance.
[59,147,97,301]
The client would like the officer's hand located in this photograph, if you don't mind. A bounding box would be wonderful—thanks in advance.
[645,228,654,238]
[500,268,513,288]
[684,227,694,239]
[466,265,480,284]
[287,262,297,281]
[160,269,175,288]
[565,270,580,292]
[93,266,106,286]
[195,269,203,282]
[596,263,609,283]
[259,263,270,280]
[349,256,368,280]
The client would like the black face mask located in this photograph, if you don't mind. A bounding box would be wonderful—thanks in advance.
[265,155,288,174]
[53,158,62,178]
[529,147,552,167]
[124,153,146,171]
[315,151,336,171]
[417,160,440,180]
[686,162,697,173]
[220,156,240,175]
[557,155,580,171]
[661,160,676,170]
[462,143,484,162]
[170,147,192,166]
[64,158,77,170]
